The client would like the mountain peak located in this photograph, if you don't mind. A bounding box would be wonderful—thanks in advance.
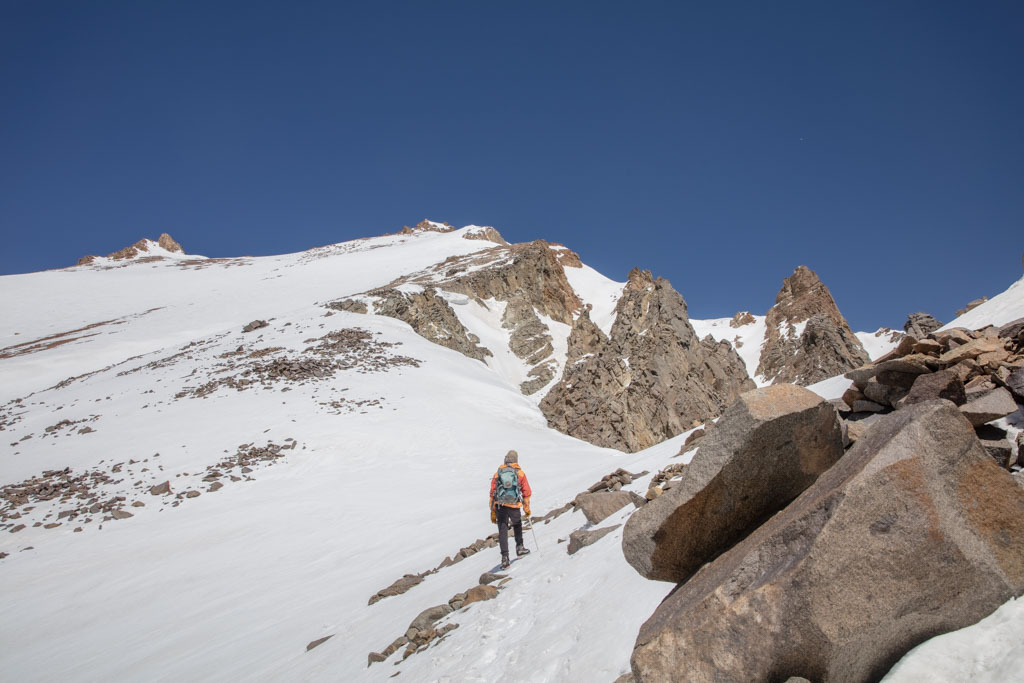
[76,233,187,266]
[400,219,456,235]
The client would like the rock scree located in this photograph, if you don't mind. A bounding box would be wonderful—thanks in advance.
[629,400,1024,683]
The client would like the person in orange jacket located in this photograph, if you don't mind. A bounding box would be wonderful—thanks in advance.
[489,449,532,568]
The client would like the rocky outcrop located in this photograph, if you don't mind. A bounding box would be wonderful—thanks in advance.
[630,400,1024,683]
[503,300,557,395]
[400,219,456,235]
[904,312,943,337]
[371,287,491,362]
[838,322,1024,469]
[730,311,756,327]
[540,269,755,452]
[622,385,843,583]
[157,233,184,253]
[756,266,870,386]
[438,240,582,324]
[957,296,989,316]
[77,233,186,265]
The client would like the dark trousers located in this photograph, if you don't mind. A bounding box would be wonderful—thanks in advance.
[496,505,523,557]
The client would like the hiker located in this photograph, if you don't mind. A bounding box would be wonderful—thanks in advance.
[489,449,532,569]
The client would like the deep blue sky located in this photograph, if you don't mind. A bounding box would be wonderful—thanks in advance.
[2,1,1021,331]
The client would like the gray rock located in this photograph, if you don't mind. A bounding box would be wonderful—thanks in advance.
[575,491,638,525]
[242,320,268,333]
[852,399,886,413]
[861,378,908,408]
[979,438,1014,469]
[900,369,966,407]
[1005,368,1024,402]
[904,312,943,338]
[622,385,843,583]
[479,572,507,585]
[629,401,1024,683]
[960,387,1018,427]
[997,317,1024,341]
[568,524,620,555]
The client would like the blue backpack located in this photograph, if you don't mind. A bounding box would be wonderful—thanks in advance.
[493,465,522,506]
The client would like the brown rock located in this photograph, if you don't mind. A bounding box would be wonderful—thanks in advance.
[307,635,334,651]
[149,481,171,495]
[567,524,620,555]
[371,287,492,363]
[756,266,870,386]
[939,337,1004,365]
[575,491,638,525]
[409,604,453,632]
[463,584,499,605]
[541,270,754,452]
[960,387,1018,427]
[852,399,886,413]
[157,233,184,253]
[630,401,1024,683]
[111,510,133,520]
[479,572,507,585]
[622,385,843,583]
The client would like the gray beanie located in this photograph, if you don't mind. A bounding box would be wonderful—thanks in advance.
[504,449,519,464]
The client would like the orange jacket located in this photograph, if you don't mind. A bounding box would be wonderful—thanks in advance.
[489,463,531,509]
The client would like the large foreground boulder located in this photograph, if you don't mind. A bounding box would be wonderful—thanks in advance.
[622,384,843,582]
[630,400,1024,683]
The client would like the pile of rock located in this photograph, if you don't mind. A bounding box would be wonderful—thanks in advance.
[644,463,689,500]
[1,465,134,532]
[367,583,501,666]
[620,380,1024,681]
[838,318,1024,467]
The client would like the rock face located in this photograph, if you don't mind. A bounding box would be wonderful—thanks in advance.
[756,266,870,386]
[540,269,755,452]
[622,385,843,583]
[331,237,579,396]
[370,287,492,362]
[630,401,1024,683]
[904,312,943,337]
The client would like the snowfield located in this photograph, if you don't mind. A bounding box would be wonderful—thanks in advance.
[1,228,1021,682]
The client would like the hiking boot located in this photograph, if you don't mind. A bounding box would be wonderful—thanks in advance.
[516,545,530,557]
[500,554,511,569]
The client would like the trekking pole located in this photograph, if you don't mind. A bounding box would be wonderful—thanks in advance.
[525,515,541,555]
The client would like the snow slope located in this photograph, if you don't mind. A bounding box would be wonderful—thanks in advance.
[0,227,681,682]
[2,229,1022,682]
